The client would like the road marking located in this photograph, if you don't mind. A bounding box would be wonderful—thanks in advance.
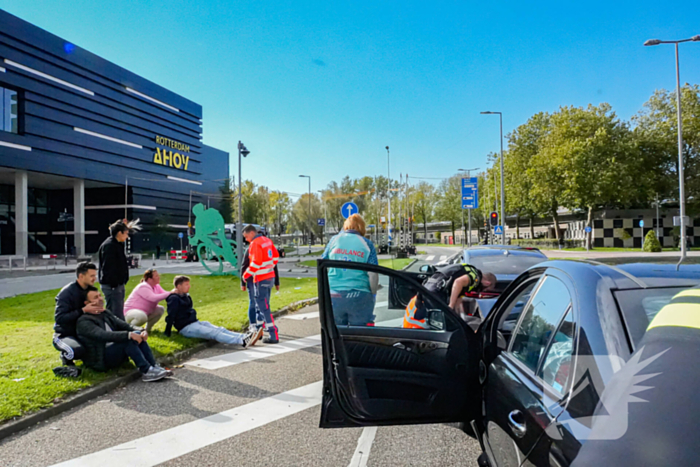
[283,311,320,320]
[425,255,435,261]
[186,335,322,370]
[439,255,447,261]
[348,427,378,467]
[51,381,323,467]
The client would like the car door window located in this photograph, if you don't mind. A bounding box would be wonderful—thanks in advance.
[509,276,572,372]
[496,279,539,349]
[538,308,575,393]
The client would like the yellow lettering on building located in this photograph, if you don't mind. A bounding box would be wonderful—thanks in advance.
[153,147,163,164]
[153,135,192,171]
[163,150,172,167]
[173,152,183,169]
[183,155,189,170]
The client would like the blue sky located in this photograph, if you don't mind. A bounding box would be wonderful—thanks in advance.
[3,1,700,198]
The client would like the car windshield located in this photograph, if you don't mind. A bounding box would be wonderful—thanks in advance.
[614,286,691,348]
[468,254,546,275]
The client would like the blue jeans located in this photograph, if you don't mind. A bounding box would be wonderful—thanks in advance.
[102,284,125,320]
[331,290,376,326]
[103,340,156,374]
[180,320,244,345]
[248,278,278,340]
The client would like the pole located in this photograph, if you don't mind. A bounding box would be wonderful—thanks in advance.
[188,190,192,235]
[237,142,243,275]
[499,113,505,244]
[656,194,660,239]
[386,146,392,249]
[64,208,68,266]
[308,177,311,254]
[675,43,687,269]
[124,176,128,220]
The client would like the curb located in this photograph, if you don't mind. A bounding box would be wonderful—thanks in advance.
[0,298,319,441]
[0,340,216,441]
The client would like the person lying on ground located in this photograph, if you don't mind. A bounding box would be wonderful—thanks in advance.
[124,268,170,333]
[165,275,260,347]
[53,262,102,366]
[76,286,169,382]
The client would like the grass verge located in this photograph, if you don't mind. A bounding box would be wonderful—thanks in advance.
[0,274,317,423]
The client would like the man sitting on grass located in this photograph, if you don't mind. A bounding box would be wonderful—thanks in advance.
[165,275,260,347]
[76,286,169,382]
[53,262,103,367]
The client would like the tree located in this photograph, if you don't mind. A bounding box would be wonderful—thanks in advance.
[633,84,700,215]
[291,193,323,244]
[410,181,437,242]
[434,174,462,241]
[269,191,291,236]
[643,230,662,252]
[218,178,235,223]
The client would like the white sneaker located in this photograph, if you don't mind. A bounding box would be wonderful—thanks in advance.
[142,366,168,382]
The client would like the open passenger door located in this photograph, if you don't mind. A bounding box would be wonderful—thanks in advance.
[318,259,482,428]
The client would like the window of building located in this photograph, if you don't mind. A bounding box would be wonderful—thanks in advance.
[1,86,19,133]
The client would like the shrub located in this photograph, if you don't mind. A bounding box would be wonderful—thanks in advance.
[643,230,662,252]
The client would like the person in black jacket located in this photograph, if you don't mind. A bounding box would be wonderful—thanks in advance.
[165,275,259,347]
[76,286,169,382]
[53,262,103,366]
[98,220,130,319]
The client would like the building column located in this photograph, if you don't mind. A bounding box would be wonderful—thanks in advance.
[73,179,85,256]
[15,170,28,257]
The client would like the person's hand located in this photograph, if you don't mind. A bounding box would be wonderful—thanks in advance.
[171,288,178,293]
[141,331,148,341]
[275,285,280,291]
[129,332,143,343]
[241,285,246,292]
[82,303,104,314]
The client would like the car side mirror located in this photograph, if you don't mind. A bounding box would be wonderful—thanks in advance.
[419,264,436,274]
[426,309,445,330]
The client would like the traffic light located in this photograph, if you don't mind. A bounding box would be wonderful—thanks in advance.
[490,211,499,227]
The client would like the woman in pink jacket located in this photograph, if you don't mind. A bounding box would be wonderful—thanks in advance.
[124,269,171,332]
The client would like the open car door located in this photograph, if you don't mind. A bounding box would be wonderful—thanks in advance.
[318,259,481,428]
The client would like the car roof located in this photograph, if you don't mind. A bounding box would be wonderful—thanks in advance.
[465,248,547,259]
[538,260,700,289]
[468,245,540,250]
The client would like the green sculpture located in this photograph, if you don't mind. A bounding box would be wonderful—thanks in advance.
[189,203,238,275]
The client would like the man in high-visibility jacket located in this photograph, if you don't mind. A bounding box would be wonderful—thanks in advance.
[241,225,280,343]
[404,263,495,329]
[572,286,700,466]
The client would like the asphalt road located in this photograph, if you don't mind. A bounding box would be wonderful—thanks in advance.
[0,304,481,467]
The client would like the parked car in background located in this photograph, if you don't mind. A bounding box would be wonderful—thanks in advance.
[316,259,700,466]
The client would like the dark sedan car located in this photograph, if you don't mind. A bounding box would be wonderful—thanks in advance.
[316,259,700,466]
[438,245,548,281]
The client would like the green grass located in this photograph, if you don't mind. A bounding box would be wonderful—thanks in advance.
[299,259,317,267]
[0,274,317,423]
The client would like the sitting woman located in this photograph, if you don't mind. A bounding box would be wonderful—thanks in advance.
[124,269,171,333]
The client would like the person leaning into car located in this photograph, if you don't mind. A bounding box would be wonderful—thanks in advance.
[404,263,496,330]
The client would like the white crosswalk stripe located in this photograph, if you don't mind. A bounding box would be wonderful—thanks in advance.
[51,382,323,467]
[439,255,446,261]
[186,335,322,370]
[425,255,435,261]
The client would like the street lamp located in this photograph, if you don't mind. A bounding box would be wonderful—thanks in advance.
[237,141,250,274]
[458,167,480,247]
[644,35,700,269]
[481,111,505,244]
[299,175,311,253]
[318,190,327,245]
[386,146,392,249]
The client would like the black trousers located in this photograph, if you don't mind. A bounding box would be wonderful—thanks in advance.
[53,335,85,361]
[103,340,156,374]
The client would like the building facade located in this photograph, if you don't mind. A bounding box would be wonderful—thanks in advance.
[0,9,229,256]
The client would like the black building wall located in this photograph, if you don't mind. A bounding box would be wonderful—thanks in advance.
[0,9,229,254]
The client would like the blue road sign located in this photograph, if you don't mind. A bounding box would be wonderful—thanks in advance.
[341,202,359,219]
[461,177,479,209]
[584,226,592,233]
[639,220,645,228]
[494,225,504,235]
[178,232,184,238]
[317,218,325,226]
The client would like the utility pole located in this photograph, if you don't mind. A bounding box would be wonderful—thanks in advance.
[386,146,392,249]
[237,141,250,274]
[299,175,311,253]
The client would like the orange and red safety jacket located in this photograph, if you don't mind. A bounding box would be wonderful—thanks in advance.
[404,295,430,329]
[242,235,279,283]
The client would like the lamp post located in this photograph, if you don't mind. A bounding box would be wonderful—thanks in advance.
[644,35,699,268]
[458,167,480,247]
[318,190,327,245]
[299,175,311,253]
[386,146,392,249]
[481,111,505,244]
[237,141,250,274]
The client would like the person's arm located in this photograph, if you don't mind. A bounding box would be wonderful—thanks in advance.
[242,243,257,281]
[164,295,178,337]
[77,318,130,343]
[240,249,250,288]
[139,284,172,303]
[449,275,472,309]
